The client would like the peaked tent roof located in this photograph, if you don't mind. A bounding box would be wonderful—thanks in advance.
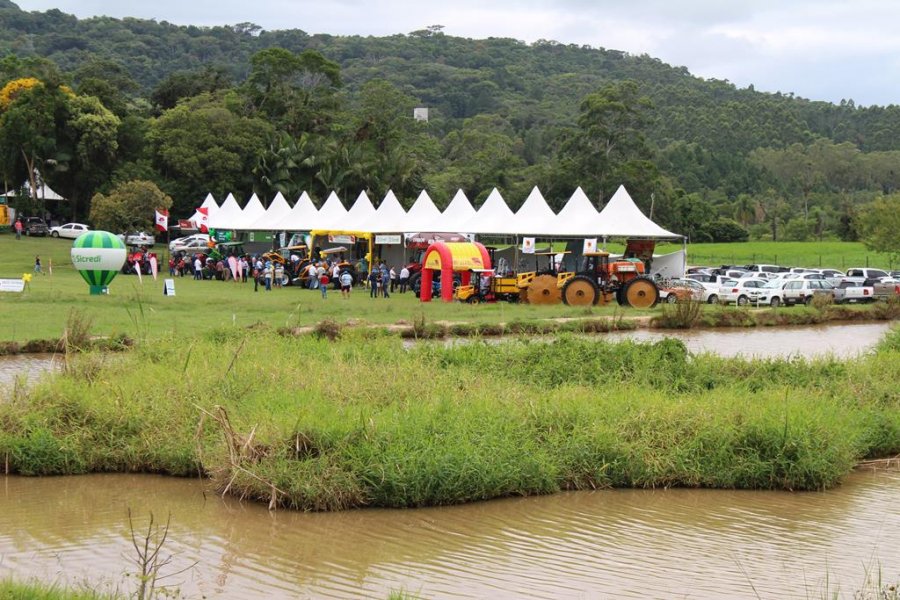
[307,191,347,230]
[423,189,476,233]
[1,181,66,201]
[460,188,518,235]
[513,187,557,235]
[368,190,408,233]
[209,193,242,230]
[236,193,266,230]
[341,191,377,231]
[402,190,442,232]
[249,192,292,230]
[282,192,318,231]
[546,187,602,236]
[200,193,218,210]
[595,185,681,238]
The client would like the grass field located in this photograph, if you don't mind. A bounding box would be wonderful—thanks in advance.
[0,235,894,343]
[685,240,895,270]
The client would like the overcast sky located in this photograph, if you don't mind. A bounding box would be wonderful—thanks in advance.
[12,0,900,107]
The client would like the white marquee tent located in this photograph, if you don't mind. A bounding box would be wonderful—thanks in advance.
[402,190,442,233]
[595,185,680,238]
[282,192,318,231]
[208,193,241,230]
[341,191,377,231]
[249,192,291,230]
[459,188,517,235]
[422,189,475,233]
[306,192,348,231]
[368,190,408,233]
[513,187,558,235]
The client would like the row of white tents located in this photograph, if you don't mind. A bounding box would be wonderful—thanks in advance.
[202,185,681,239]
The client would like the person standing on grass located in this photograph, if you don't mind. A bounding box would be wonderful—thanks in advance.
[193,255,202,280]
[14,219,23,240]
[319,271,329,299]
[389,266,397,293]
[34,255,42,274]
[264,261,273,291]
[369,268,379,298]
[399,265,410,293]
[380,263,390,298]
[274,261,284,288]
[340,269,353,299]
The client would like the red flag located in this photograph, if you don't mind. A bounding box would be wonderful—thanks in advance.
[193,207,209,233]
[154,208,169,232]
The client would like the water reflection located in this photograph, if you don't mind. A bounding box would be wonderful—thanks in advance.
[1,470,898,599]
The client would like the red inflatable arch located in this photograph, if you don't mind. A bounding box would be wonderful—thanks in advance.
[419,242,492,302]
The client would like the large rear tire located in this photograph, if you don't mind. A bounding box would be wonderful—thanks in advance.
[525,274,562,305]
[622,277,659,309]
[562,275,598,306]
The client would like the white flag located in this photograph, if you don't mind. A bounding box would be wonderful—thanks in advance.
[583,238,597,253]
[522,237,535,254]
[154,209,168,233]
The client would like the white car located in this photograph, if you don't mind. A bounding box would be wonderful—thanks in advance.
[49,222,90,239]
[781,279,836,306]
[660,278,720,304]
[717,279,767,306]
[169,233,210,252]
[119,231,156,246]
[755,280,788,307]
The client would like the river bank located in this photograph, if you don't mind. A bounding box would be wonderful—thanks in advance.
[1,326,898,511]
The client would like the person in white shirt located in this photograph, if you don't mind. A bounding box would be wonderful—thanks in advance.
[399,266,410,293]
[193,256,203,280]
[339,270,353,298]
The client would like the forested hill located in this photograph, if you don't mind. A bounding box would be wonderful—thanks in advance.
[2,0,900,244]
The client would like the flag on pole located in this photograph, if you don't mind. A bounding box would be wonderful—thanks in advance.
[193,207,209,233]
[154,208,169,233]
[521,237,535,254]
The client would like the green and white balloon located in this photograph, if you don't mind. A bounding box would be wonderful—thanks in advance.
[71,231,127,294]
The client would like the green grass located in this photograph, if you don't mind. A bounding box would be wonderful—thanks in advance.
[2,326,898,510]
[0,234,657,343]
[0,579,118,600]
[686,240,895,270]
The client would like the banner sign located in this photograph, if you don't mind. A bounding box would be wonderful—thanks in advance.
[178,220,195,230]
[0,278,25,293]
[328,234,356,244]
[522,237,536,254]
[163,278,176,296]
[583,238,598,253]
[375,234,401,245]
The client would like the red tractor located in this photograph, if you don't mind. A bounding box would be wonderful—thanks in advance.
[560,240,661,308]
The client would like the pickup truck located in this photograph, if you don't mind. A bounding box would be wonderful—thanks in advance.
[23,217,49,236]
[873,281,900,301]
[844,268,890,285]
[833,281,874,304]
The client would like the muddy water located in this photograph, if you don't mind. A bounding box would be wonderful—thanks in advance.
[1,471,899,599]
[606,321,894,358]
[0,353,60,390]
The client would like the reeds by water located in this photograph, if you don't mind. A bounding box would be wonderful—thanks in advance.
[1,327,899,510]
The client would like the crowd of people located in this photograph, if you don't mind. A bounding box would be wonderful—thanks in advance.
[166,249,413,299]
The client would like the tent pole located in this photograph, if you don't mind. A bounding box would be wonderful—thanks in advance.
[514,235,519,276]
[682,236,688,276]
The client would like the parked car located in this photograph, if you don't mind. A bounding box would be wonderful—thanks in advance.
[23,217,49,236]
[781,279,835,306]
[833,281,875,304]
[118,231,155,246]
[717,279,767,306]
[659,278,719,304]
[845,268,890,284]
[168,233,210,252]
[49,222,90,239]
[743,264,785,274]
[755,280,788,307]
[169,235,211,253]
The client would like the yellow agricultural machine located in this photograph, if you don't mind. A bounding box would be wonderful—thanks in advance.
[455,240,660,309]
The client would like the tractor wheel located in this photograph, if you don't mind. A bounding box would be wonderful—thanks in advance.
[466,296,480,305]
[666,292,678,304]
[408,273,421,296]
[562,276,598,306]
[622,277,659,309]
[525,274,562,305]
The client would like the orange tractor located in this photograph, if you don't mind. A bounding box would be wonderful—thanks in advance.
[558,251,659,308]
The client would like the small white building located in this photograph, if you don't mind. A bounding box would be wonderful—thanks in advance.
[413,107,429,122]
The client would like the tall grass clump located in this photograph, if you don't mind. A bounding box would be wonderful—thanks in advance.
[652,299,704,329]
[1,328,898,510]
[0,579,119,599]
